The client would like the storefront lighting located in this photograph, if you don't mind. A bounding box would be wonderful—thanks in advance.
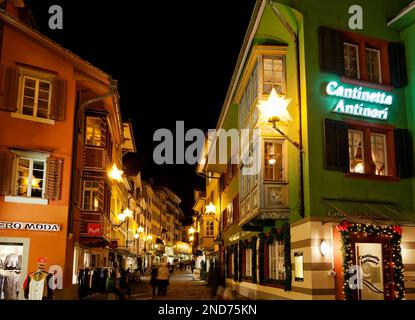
[108,163,123,181]
[320,240,329,256]
[205,202,216,215]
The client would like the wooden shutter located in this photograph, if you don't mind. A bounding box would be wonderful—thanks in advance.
[100,117,107,147]
[0,151,14,196]
[98,179,105,211]
[389,42,408,88]
[324,119,349,171]
[319,26,345,75]
[50,79,67,121]
[0,66,19,112]
[395,129,413,178]
[45,158,63,200]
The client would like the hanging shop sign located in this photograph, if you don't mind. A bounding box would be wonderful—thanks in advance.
[0,221,61,232]
[87,223,101,236]
[325,81,393,120]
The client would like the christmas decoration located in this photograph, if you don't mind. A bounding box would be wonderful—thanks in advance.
[338,221,405,300]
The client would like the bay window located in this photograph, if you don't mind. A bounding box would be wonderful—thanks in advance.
[82,180,100,211]
[85,116,103,146]
[205,221,214,237]
[263,57,285,94]
[264,141,284,181]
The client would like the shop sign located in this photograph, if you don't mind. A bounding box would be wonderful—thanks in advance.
[325,81,393,120]
[0,221,60,232]
[87,223,101,236]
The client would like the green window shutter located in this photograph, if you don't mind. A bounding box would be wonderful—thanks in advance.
[395,129,413,178]
[0,66,19,112]
[319,26,345,75]
[324,119,349,172]
[389,42,408,88]
[50,79,67,121]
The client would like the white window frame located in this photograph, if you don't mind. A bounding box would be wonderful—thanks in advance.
[269,240,286,281]
[365,47,382,84]
[13,67,55,125]
[246,248,252,277]
[205,220,214,237]
[262,55,286,95]
[82,180,99,211]
[348,129,365,174]
[344,42,360,79]
[263,140,286,182]
[370,132,388,176]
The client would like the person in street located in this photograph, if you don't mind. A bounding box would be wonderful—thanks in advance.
[150,264,159,297]
[157,260,170,296]
[191,259,195,273]
[105,271,119,300]
[118,269,131,299]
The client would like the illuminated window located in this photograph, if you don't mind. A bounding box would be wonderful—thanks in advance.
[348,129,365,174]
[344,43,360,79]
[205,221,214,236]
[246,248,252,277]
[264,141,284,181]
[85,117,102,146]
[82,180,99,211]
[263,57,285,95]
[370,133,388,176]
[15,157,46,198]
[366,48,382,84]
[269,240,286,281]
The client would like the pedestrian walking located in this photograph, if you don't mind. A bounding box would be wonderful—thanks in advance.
[157,260,170,296]
[105,271,120,300]
[150,264,159,297]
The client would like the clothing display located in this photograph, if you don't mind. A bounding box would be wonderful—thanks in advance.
[4,253,22,270]
[78,268,112,299]
[0,258,3,270]
[0,271,21,300]
[0,244,23,300]
[23,271,53,300]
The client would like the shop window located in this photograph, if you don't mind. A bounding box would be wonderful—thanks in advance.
[0,242,23,300]
[264,141,284,181]
[15,157,46,198]
[263,57,285,95]
[246,248,252,277]
[344,42,360,79]
[85,116,103,146]
[269,240,286,281]
[82,180,99,211]
[205,221,214,237]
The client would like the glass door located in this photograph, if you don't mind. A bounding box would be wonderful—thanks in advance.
[355,242,384,300]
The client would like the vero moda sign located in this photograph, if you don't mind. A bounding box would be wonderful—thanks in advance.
[0,221,61,232]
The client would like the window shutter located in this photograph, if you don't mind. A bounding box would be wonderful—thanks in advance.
[100,117,107,147]
[389,42,408,88]
[50,79,67,121]
[324,119,349,171]
[0,151,14,196]
[0,66,19,112]
[98,179,105,211]
[45,158,63,200]
[395,129,413,178]
[319,26,345,75]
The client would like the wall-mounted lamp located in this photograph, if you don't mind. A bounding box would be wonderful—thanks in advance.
[108,163,124,181]
[320,240,330,256]
[188,226,195,235]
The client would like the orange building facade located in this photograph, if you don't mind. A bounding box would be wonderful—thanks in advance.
[0,4,120,299]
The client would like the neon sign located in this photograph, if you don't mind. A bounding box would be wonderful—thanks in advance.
[325,81,393,120]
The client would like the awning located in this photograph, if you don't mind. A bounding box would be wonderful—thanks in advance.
[322,198,415,225]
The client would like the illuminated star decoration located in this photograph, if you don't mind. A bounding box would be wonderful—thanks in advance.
[257,88,292,124]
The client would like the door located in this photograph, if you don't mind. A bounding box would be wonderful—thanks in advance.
[355,242,384,300]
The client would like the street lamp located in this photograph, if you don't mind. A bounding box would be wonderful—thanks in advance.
[257,88,303,152]
[188,226,195,235]
[205,202,216,215]
[108,163,124,182]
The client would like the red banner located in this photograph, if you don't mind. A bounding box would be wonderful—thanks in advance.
[87,223,101,236]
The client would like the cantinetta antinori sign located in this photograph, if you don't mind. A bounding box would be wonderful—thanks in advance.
[0,221,61,232]
[325,81,393,120]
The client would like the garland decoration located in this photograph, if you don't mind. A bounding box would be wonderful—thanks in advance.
[338,220,405,300]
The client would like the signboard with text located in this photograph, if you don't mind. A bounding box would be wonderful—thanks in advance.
[0,221,61,232]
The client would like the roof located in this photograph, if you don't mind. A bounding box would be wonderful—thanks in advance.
[388,1,415,30]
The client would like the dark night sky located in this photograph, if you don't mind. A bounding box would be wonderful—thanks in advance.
[29,0,256,221]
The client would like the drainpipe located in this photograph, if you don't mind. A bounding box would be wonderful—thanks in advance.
[68,82,118,235]
[269,1,305,219]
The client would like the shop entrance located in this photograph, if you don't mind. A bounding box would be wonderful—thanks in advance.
[355,242,384,300]
[352,238,395,300]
